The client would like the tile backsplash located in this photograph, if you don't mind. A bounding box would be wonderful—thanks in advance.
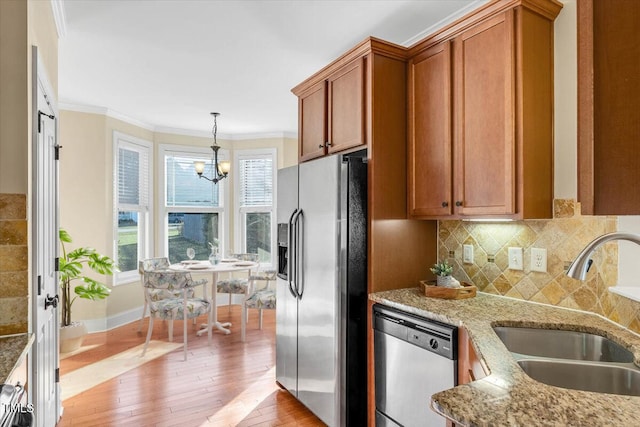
[438,199,640,333]
[0,194,28,334]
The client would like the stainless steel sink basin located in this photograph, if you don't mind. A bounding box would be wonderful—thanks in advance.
[517,359,640,396]
[493,326,634,363]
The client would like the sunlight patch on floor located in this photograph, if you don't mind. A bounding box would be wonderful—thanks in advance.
[201,366,278,426]
[59,344,100,360]
[60,341,182,401]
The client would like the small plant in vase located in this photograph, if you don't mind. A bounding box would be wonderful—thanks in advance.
[430,260,454,287]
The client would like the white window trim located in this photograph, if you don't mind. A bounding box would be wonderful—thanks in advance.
[113,131,153,285]
[157,144,230,258]
[233,148,277,267]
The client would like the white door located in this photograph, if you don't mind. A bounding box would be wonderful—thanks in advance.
[31,47,61,427]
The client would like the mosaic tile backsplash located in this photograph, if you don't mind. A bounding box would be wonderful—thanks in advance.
[0,194,28,334]
[438,199,640,334]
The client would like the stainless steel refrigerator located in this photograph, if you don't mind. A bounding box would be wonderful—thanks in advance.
[276,149,368,427]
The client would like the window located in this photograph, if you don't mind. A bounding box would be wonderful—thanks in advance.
[160,145,227,262]
[114,132,152,284]
[235,149,276,265]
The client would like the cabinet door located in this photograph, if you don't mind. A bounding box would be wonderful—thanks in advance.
[457,327,487,385]
[298,80,327,162]
[578,0,640,214]
[327,57,365,154]
[454,10,515,216]
[408,41,453,218]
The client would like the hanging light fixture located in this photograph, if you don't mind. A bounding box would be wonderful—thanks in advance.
[194,112,230,183]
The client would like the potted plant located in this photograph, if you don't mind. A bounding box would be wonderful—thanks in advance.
[58,228,116,352]
[430,260,454,287]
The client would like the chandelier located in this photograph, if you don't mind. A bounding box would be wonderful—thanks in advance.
[194,112,230,184]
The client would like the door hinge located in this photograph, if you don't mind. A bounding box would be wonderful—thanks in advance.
[55,144,62,160]
[38,110,55,133]
[54,257,60,272]
[55,367,59,383]
[37,275,42,296]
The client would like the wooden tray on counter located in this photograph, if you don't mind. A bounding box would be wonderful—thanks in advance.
[420,280,477,300]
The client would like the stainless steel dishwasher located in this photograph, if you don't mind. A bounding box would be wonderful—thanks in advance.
[373,304,457,427]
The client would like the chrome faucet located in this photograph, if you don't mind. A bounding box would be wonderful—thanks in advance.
[566,232,640,280]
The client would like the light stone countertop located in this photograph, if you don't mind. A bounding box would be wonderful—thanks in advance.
[0,333,33,384]
[370,288,640,427]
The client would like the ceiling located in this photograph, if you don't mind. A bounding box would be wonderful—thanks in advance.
[57,0,487,138]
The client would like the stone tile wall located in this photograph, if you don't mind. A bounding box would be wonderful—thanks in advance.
[438,199,640,333]
[0,194,28,334]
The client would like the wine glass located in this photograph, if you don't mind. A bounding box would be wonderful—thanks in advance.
[186,248,195,261]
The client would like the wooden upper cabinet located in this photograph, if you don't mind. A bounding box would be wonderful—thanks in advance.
[408,0,561,220]
[328,57,365,155]
[298,81,327,162]
[578,0,640,215]
[408,42,453,217]
[454,11,515,217]
[295,56,366,162]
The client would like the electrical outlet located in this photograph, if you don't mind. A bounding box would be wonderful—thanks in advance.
[508,247,523,270]
[531,248,547,272]
[463,245,474,264]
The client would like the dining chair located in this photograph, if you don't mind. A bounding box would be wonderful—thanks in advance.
[138,258,206,333]
[141,270,211,361]
[137,257,171,332]
[216,253,258,313]
[241,268,277,342]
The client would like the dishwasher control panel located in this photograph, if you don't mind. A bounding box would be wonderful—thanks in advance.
[373,304,457,360]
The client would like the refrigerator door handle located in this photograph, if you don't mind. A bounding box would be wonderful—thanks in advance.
[295,210,305,299]
[287,209,298,298]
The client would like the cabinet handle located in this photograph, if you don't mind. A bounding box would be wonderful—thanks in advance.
[455,201,463,207]
[442,201,449,208]
[318,144,324,149]
[326,141,332,147]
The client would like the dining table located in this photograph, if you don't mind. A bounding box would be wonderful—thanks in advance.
[169,259,258,335]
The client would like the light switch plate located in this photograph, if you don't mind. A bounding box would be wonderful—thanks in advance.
[463,244,474,264]
[531,248,547,272]
[508,247,523,270]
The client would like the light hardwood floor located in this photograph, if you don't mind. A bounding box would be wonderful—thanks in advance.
[57,306,325,426]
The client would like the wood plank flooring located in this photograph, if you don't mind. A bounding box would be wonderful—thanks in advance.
[57,307,325,427]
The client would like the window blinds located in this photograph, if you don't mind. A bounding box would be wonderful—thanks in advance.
[239,157,273,207]
[118,145,149,207]
[165,154,220,207]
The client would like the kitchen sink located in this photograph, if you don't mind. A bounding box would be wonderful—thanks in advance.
[493,326,634,363]
[493,325,640,396]
[516,359,640,396]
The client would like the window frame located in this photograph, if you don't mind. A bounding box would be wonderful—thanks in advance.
[233,148,277,267]
[158,144,230,259]
[113,131,153,285]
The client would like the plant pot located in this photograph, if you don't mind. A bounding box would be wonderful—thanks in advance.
[436,275,453,287]
[60,321,87,353]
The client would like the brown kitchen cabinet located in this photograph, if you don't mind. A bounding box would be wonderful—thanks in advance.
[408,0,562,220]
[578,0,640,215]
[295,56,365,162]
[457,327,487,385]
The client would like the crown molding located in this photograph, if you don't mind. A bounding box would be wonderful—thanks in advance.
[154,126,296,141]
[402,0,489,46]
[50,0,67,38]
[59,103,297,140]
[59,103,156,131]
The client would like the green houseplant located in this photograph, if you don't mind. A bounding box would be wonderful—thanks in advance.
[58,228,116,352]
[430,260,454,287]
